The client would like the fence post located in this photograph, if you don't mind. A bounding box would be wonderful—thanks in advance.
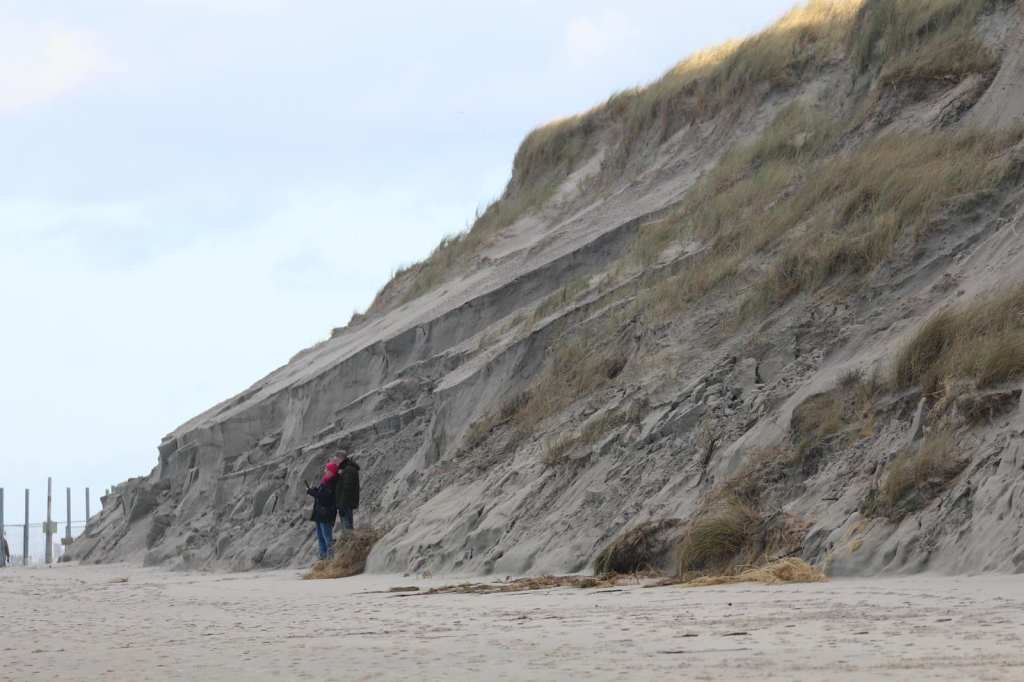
[1,487,5,567]
[65,487,72,549]
[45,477,53,565]
[23,489,29,566]
[86,487,90,523]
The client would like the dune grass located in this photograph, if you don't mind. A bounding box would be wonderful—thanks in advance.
[852,0,1008,85]
[594,519,685,574]
[742,128,1022,317]
[892,283,1024,394]
[865,431,964,520]
[461,328,630,456]
[677,499,761,574]
[367,0,1011,317]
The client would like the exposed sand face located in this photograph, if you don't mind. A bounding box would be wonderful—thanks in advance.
[3,565,1023,681]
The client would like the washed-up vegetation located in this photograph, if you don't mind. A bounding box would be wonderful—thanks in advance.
[303,529,383,580]
[421,574,627,595]
[680,557,826,587]
[892,283,1024,394]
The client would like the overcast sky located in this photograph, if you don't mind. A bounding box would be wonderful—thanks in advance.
[1,0,797,554]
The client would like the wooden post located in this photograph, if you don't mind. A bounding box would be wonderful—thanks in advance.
[45,477,53,565]
[65,487,72,545]
[1,487,5,567]
[23,489,29,566]
[86,487,91,522]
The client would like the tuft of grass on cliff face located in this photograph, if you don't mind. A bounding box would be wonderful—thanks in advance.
[594,519,685,575]
[677,498,761,575]
[892,283,1024,394]
[864,431,964,520]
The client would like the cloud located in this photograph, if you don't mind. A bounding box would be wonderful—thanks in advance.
[564,9,630,69]
[143,0,286,14]
[0,20,103,114]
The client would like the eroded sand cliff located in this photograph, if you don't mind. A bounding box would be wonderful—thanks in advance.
[75,0,1024,577]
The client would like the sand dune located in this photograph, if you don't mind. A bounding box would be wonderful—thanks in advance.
[2,564,1023,680]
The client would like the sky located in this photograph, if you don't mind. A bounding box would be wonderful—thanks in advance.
[0,0,798,557]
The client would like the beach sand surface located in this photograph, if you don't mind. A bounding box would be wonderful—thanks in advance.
[2,563,1023,681]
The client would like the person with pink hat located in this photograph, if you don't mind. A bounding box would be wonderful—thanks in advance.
[306,460,340,560]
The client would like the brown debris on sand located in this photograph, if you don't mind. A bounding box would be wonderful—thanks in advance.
[679,558,826,588]
[422,574,636,595]
[414,560,822,595]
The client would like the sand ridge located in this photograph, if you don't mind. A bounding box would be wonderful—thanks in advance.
[2,564,1023,681]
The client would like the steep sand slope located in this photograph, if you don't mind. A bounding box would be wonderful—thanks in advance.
[75,1,1024,578]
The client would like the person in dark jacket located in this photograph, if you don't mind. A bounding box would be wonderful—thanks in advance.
[335,454,360,531]
[307,461,339,560]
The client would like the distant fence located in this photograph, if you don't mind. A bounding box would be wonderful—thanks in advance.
[0,482,93,567]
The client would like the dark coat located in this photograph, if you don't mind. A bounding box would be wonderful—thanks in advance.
[307,476,338,524]
[337,460,360,510]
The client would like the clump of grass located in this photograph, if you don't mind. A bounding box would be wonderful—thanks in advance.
[789,371,881,467]
[462,335,629,455]
[677,498,761,574]
[865,431,964,520]
[594,519,685,574]
[580,402,642,446]
[303,529,383,580]
[892,283,1024,394]
[532,277,591,323]
[511,341,629,440]
[718,446,801,509]
[460,393,530,454]
[541,433,578,467]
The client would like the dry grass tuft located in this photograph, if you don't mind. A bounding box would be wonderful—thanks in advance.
[511,340,630,443]
[594,519,685,574]
[789,372,881,466]
[677,499,761,574]
[532,277,591,323]
[892,283,1024,394]
[303,529,383,580]
[866,431,964,520]
[679,557,826,587]
[541,433,578,468]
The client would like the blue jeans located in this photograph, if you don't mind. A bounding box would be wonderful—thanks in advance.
[338,507,354,530]
[315,521,334,560]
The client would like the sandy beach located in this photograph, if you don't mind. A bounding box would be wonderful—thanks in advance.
[1,564,1022,681]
